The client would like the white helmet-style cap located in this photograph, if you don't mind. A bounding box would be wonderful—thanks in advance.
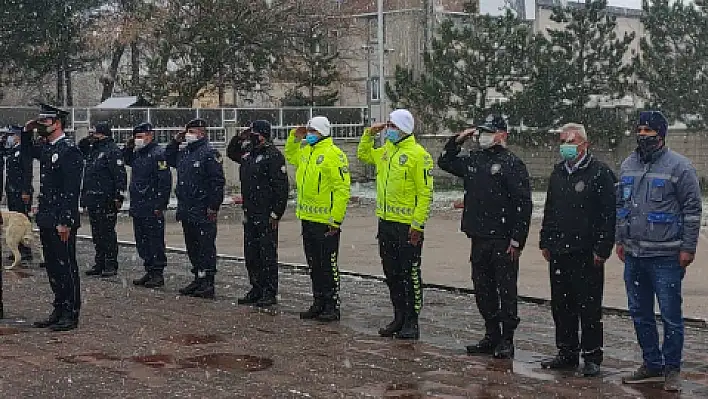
[389,109,414,134]
[307,116,331,137]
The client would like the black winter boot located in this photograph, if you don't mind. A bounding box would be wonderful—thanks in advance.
[395,313,420,340]
[85,266,103,276]
[300,299,324,320]
[238,289,262,305]
[379,307,405,337]
[316,302,340,322]
[179,276,201,295]
[133,273,151,286]
[33,308,62,328]
[466,323,501,355]
[190,276,215,299]
[143,273,165,288]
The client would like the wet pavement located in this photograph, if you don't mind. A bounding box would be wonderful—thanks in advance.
[91,206,708,320]
[0,243,706,398]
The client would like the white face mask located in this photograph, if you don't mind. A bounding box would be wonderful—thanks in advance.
[134,138,146,149]
[185,133,199,143]
[478,133,497,149]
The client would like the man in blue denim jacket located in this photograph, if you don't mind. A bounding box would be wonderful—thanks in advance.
[616,111,702,392]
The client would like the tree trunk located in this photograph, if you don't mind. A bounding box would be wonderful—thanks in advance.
[101,44,126,101]
[56,63,64,106]
[65,68,73,106]
[131,41,140,94]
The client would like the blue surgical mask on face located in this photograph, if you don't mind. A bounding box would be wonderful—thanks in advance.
[559,143,579,161]
[305,132,319,145]
[385,128,401,143]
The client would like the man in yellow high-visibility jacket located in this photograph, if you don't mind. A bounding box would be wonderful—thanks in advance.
[285,116,351,322]
[357,108,434,340]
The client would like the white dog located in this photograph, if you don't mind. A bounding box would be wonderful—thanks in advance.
[2,211,44,270]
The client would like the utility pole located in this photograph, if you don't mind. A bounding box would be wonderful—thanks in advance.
[377,0,385,123]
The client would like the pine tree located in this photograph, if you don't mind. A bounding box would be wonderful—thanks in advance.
[513,0,635,137]
[279,21,340,107]
[387,9,531,131]
[635,0,708,128]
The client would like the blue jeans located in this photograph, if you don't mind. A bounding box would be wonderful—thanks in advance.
[624,255,685,371]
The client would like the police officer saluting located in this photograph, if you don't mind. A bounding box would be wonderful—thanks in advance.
[124,123,172,288]
[166,118,225,299]
[2,125,33,263]
[21,103,83,331]
[438,115,532,358]
[285,116,351,321]
[79,122,127,278]
[358,109,434,339]
[227,120,288,307]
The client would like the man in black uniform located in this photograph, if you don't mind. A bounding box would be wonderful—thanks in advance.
[226,120,288,307]
[2,125,33,262]
[438,115,532,359]
[166,118,225,299]
[79,122,127,277]
[539,123,616,377]
[124,123,172,288]
[21,103,83,331]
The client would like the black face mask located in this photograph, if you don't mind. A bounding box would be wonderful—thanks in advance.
[241,134,263,150]
[636,135,663,161]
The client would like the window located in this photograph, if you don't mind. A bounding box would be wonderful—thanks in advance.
[368,17,386,44]
[370,77,380,101]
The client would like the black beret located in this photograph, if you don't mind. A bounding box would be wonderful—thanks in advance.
[186,118,208,129]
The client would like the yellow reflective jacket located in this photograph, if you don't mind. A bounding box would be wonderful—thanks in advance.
[285,130,351,227]
[357,128,434,231]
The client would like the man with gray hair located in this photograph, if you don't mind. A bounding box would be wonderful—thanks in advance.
[539,122,616,376]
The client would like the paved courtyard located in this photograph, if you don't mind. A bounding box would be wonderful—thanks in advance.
[0,222,706,397]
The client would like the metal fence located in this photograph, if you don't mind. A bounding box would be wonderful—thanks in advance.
[0,106,369,144]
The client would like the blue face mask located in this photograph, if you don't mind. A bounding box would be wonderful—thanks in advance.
[385,128,401,143]
[559,143,579,161]
[305,133,319,146]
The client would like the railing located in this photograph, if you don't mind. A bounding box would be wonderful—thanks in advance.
[0,106,369,144]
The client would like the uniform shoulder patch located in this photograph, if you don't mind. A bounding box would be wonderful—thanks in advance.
[158,160,168,170]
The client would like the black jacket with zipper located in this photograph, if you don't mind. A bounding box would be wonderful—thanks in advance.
[438,136,533,249]
[540,154,617,259]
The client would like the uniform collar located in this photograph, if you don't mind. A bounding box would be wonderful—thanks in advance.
[312,137,334,149]
[138,141,158,153]
[50,134,66,145]
[564,152,591,174]
[393,134,416,148]
[186,137,208,149]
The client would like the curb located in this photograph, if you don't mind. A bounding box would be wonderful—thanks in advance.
[74,235,708,329]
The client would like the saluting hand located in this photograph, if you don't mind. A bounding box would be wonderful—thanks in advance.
[56,225,70,243]
[370,123,386,134]
[294,126,307,140]
[456,128,477,144]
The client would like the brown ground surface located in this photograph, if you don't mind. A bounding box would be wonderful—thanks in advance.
[0,230,705,398]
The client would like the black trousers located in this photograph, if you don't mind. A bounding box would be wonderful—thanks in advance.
[40,227,81,320]
[378,220,423,318]
[133,215,167,273]
[244,214,279,297]
[88,209,119,271]
[7,193,32,258]
[470,238,520,338]
[302,220,341,307]
[6,192,31,216]
[182,221,217,277]
[549,251,604,364]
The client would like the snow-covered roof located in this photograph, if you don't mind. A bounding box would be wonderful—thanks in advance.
[95,96,151,109]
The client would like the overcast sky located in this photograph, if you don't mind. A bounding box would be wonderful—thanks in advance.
[480,0,643,19]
